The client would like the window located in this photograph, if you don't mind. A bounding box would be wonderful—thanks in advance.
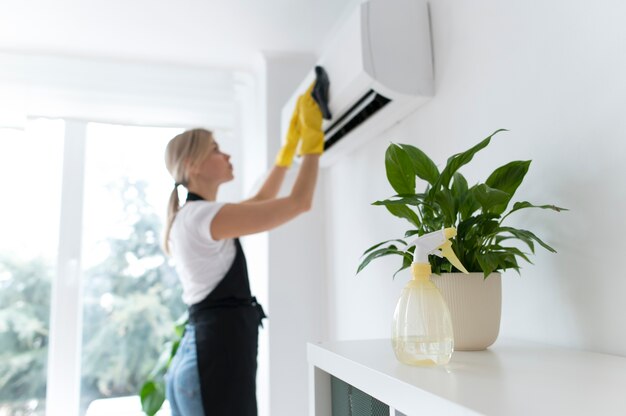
[0,119,65,415]
[0,53,257,416]
[79,123,185,414]
[0,120,189,415]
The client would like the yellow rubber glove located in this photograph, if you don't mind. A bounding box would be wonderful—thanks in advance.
[298,83,324,155]
[275,102,301,167]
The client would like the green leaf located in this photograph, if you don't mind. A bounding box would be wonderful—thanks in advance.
[476,251,501,277]
[385,144,415,194]
[457,215,481,238]
[473,184,511,213]
[174,313,188,338]
[362,239,408,256]
[449,173,469,223]
[499,253,521,269]
[497,246,533,264]
[506,201,569,217]
[398,143,440,185]
[357,247,413,274]
[450,173,469,199]
[441,262,453,273]
[420,207,444,232]
[496,233,535,253]
[433,188,456,226]
[496,226,557,253]
[488,251,519,273]
[148,341,173,379]
[501,250,522,274]
[169,339,181,364]
[174,311,188,327]
[404,230,420,238]
[495,235,534,252]
[385,204,421,228]
[436,129,508,190]
[372,194,428,207]
[140,380,165,416]
[393,251,414,279]
[485,160,531,214]
[459,184,481,219]
[459,213,499,236]
[477,218,500,237]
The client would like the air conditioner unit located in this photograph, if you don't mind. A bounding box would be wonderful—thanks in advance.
[281,0,433,167]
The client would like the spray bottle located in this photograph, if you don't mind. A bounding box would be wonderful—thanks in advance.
[392,227,469,366]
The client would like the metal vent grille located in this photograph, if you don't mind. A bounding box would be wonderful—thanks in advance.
[323,90,391,151]
[331,376,390,416]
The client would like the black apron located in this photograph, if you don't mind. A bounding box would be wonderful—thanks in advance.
[186,192,267,416]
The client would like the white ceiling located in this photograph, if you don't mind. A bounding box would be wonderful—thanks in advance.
[0,0,359,70]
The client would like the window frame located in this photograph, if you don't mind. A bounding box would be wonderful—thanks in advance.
[45,120,87,416]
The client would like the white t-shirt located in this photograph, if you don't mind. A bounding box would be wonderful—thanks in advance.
[169,200,236,305]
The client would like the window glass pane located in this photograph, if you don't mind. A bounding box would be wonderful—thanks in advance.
[79,123,185,415]
[0,119,65,415]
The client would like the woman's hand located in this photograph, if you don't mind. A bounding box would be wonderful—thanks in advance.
[275,101,301,167]
[298,83,324,156]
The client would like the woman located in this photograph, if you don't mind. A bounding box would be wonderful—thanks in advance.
[162,85,323,416]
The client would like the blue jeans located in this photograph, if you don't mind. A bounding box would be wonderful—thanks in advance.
[165,324,204,416]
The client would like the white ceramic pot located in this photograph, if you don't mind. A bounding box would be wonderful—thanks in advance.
[431,272,501,351]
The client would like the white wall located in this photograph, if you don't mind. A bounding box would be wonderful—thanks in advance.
[323,0,626,357]
[256,52,328,416]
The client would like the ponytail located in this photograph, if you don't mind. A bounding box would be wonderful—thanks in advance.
[163,185,182,255]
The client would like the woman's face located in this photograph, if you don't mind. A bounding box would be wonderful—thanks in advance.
[191,140,234,184]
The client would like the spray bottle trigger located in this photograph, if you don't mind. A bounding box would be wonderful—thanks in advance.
[439,241,469,274]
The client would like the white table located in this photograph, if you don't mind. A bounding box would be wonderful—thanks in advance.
[308,338,626,416]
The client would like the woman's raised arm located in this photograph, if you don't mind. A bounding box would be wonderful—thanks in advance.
[211,154,319,240]
[212,82,324,240]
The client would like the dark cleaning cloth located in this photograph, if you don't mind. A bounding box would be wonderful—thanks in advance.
[312,65,332,120]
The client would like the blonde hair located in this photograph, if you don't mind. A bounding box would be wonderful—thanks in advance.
[163,128,214,254]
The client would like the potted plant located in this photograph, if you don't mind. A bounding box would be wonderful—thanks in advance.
[357,129,566,350]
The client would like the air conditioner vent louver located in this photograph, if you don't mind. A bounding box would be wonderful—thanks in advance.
[324,90,391,151]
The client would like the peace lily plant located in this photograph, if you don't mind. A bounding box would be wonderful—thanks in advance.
[357,129,566,278]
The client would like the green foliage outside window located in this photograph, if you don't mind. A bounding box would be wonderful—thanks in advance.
[0,178,184,415]
[0,256,51,415]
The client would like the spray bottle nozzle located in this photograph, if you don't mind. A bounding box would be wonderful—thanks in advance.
[406,227,469,274]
